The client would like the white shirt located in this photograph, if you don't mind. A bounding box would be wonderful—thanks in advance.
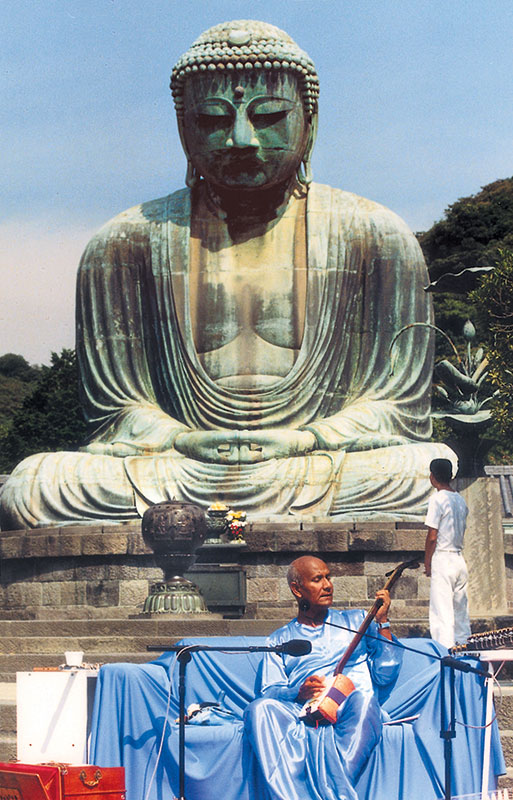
[424,490,468,552]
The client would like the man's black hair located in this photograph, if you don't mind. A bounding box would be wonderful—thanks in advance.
[430,458,453,483]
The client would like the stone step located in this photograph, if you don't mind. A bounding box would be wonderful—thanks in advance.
[496,688,513,770]
[496,686,513,730]
[0,617,438,662]
[0,615,504,638]
[0,632,435,656]
[0,605,432,621]
[0,616,432,634]
[0,653,156,680]
[0,635,230,655]
[0,733,15,763]
[0,686,16,762]
[500,730,513,769]
[498,767,513,790]
[0,701,15,735]
[0,617,283,639]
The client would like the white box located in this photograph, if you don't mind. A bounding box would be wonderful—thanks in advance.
[17,670,98,764]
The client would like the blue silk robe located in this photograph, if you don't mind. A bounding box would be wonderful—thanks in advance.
[244,608,402,800]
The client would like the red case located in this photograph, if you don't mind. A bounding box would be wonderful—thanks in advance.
[0,763,125,800]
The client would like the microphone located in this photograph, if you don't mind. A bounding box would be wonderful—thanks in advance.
[146,639,312,656]
[441,655,490,678]
[277,639,312,656]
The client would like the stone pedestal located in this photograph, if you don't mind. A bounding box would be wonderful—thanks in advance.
[0,483,509,622]
[457,476,508,616]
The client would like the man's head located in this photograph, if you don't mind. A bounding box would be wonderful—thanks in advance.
[287,555,333,611]
[171,21,318,190]
[430,458,453,486]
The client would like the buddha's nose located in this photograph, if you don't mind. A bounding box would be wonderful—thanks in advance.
[226,109,259,149]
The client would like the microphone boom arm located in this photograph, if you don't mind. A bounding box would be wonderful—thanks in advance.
[146,640,312,656]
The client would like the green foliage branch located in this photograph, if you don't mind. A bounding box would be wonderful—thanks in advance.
[418,177,513,354]
[470,249,513,439]
[0,349,87,473]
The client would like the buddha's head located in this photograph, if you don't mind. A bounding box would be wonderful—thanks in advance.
[171,21,318,194]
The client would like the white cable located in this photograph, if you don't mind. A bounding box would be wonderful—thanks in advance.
[455,667,503,731]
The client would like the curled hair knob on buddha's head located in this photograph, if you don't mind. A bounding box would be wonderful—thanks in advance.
[170,20,320,118]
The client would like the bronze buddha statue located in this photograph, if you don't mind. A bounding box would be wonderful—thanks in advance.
[0,21,454,529]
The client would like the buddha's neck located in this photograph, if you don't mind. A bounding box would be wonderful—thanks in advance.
[204,179,300,237]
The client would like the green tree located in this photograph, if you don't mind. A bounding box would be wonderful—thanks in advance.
[418,177,513,349]
[417,179,513,463]
[0,353,40,383]
[0,349,87,472]
[470,250,513,439]
[0,355,41,432]
[419,177,513,282]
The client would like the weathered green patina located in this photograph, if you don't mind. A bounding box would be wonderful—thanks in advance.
[0,20,454,529]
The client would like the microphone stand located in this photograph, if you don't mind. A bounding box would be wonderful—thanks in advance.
[439,656,491,800]
[177,648,191,800]
[146,641,310,800]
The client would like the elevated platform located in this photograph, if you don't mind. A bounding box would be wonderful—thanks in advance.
[0,519,440,620]
[0,478,509,622]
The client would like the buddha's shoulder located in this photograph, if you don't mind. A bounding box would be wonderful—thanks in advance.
[91,189,190,241]
[310,183,415,238]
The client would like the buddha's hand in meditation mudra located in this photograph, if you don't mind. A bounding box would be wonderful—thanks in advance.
[83,429,409,462]
[173,429,317,464]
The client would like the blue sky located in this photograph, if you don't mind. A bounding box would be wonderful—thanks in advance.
[2,0,513,364]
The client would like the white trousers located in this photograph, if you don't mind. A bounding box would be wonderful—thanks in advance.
[430,551,471,648]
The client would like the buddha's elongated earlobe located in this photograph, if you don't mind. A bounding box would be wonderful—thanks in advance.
[185,159,200,188]
[297,158,312,187]
[297,116,317,187]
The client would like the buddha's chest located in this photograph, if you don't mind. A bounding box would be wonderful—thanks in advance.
[191,262,303,353]
[187,195,307,385]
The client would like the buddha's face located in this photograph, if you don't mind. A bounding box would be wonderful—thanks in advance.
[182,70,310,190]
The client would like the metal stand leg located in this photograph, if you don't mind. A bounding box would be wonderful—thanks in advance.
[481,664,495,798]
[440,661,456,800]
[177,650,192,800]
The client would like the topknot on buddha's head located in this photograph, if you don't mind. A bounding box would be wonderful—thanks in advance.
[170,20,319,119]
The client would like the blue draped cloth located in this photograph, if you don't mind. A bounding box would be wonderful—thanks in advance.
[244,609,402,800]
[90,632,505,800]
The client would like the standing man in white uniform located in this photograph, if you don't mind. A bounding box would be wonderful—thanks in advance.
[424,458,472,648]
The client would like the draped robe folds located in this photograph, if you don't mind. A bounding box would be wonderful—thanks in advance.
[0,183,455,529]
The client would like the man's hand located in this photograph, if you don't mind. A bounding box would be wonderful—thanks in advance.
[424,528,438,578]
[375,589,391,624]
[296,675,327,702]
[174,429,317,464]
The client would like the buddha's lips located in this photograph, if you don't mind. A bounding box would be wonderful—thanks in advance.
[218,155,264,174]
